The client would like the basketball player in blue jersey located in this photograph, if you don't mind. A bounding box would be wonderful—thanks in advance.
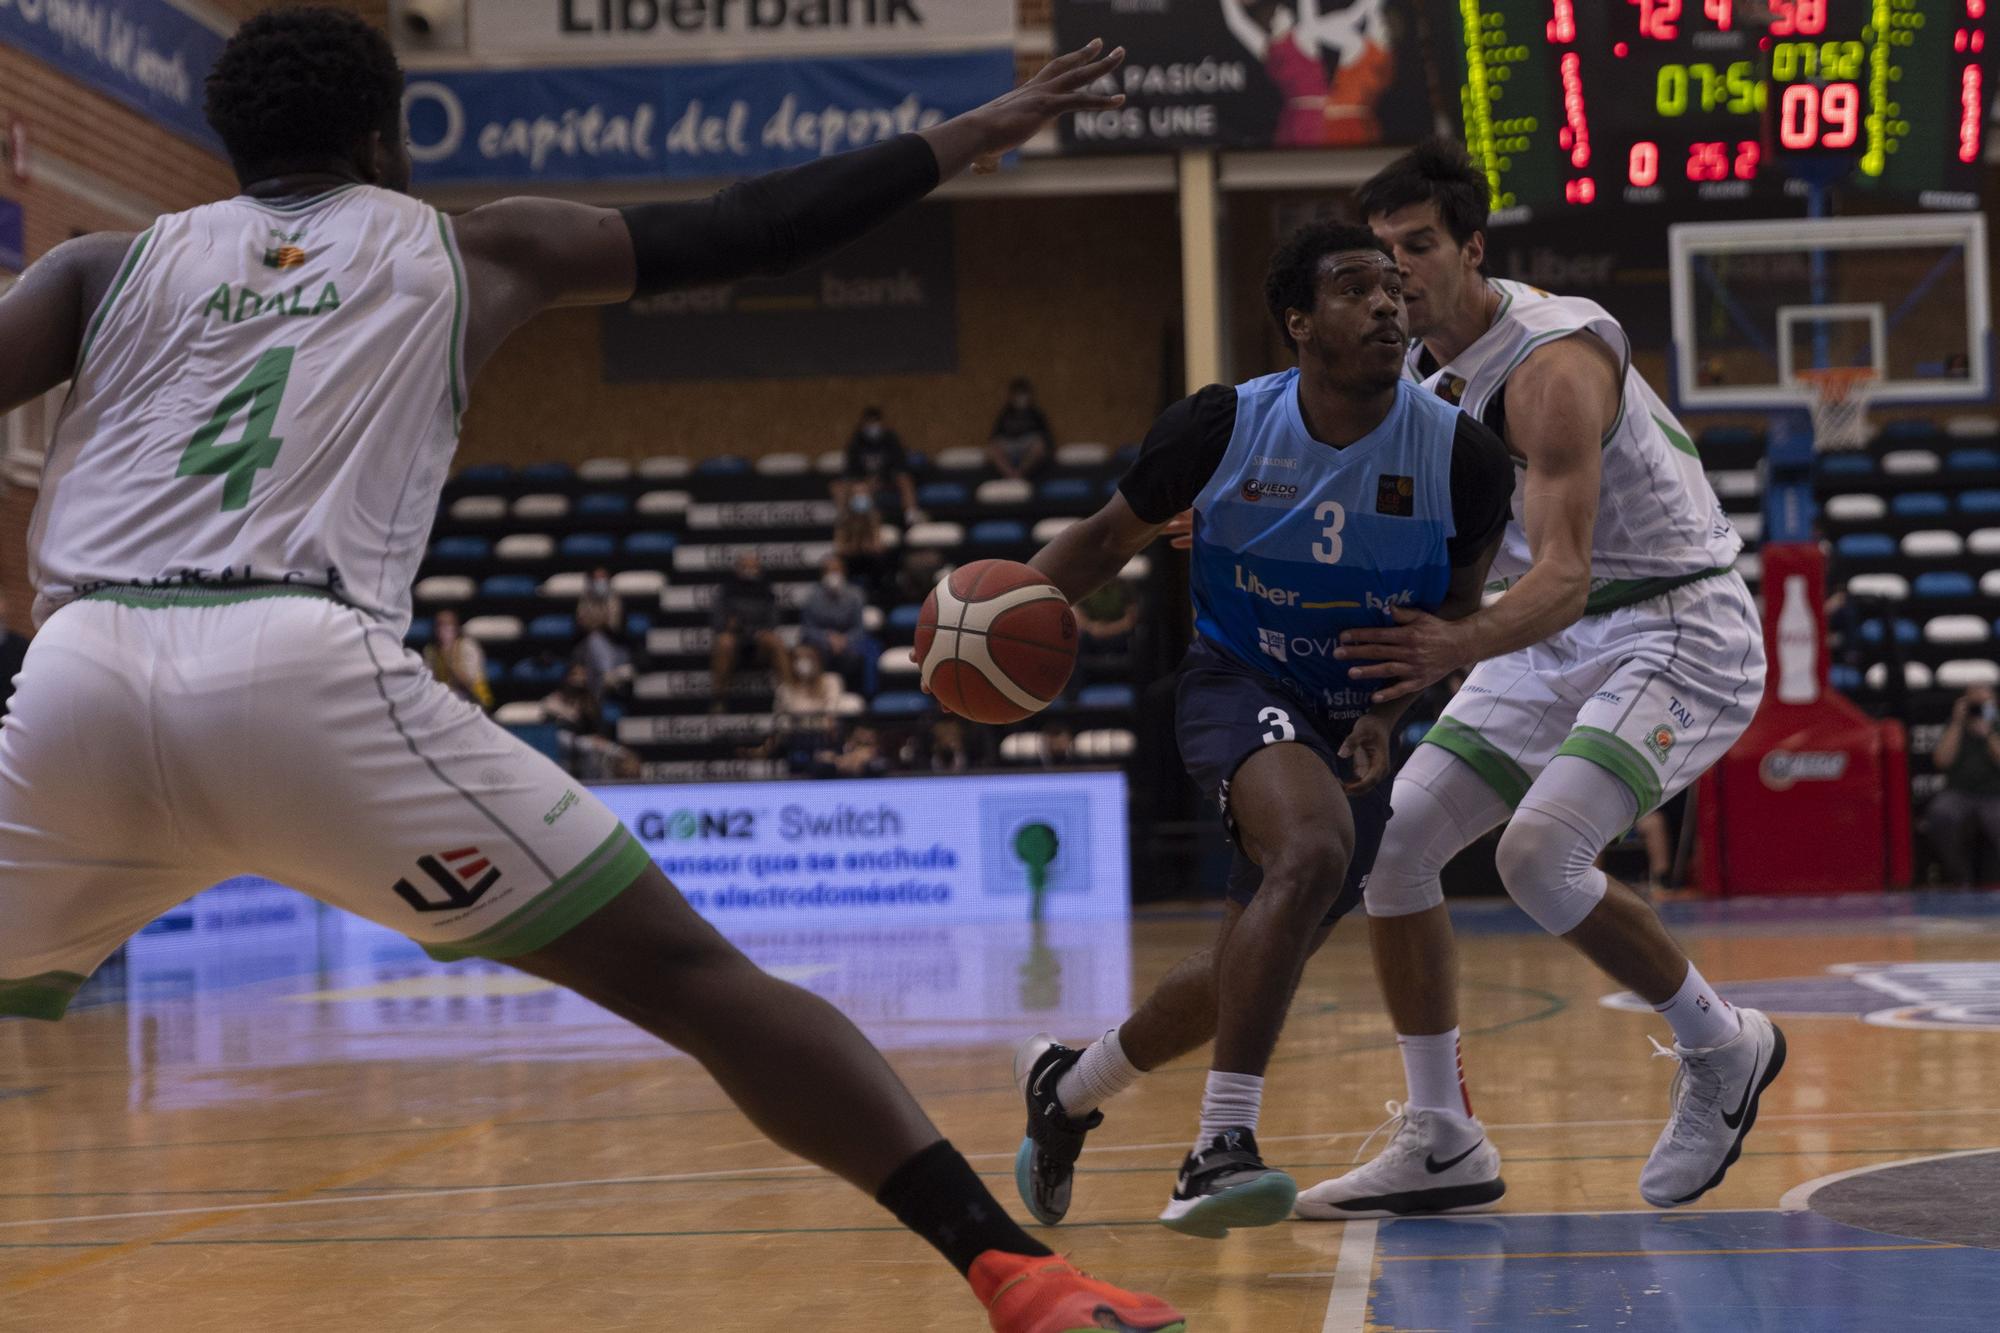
[0,10,1180,1331]
[1006,221,1513,1237]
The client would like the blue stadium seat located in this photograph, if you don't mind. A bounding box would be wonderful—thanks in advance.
[406,616,433,647]
[520,461,574,483]
[1698,425,1762,448]
[1834,533,1896,560]
[918,481,968,508]
[1830,664,1863,693]
[432,535,490,561]
[577,491,630,516]
[602,700,626,728]
[1038,478,1095,505]
[1891,492,1949,519]
[889,603,924,629]
[624,612,654,639]
[1914,570,1976,599]
[511,657,567,684]
[871,690,932,715]
[1858,618,1920,645]
[1819,453,1876,478]
[1103,477,1123,497]
[1077,683,1136,709]
[480,574,538,599]
[560,532,617,559]
[1115,443,1142,465]
[1959,490,2000,515]
[1880,419,1944,442]
[905,449,931,471]
[528,614,577,641]
[623,531,678,557]
[1947,447,2000,472]
[696,455,750,475]
[457,463,510,486]
[506,723,565,763]
[971,519,1027,544]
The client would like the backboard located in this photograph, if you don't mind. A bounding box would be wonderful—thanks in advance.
[1668,213,1990,412]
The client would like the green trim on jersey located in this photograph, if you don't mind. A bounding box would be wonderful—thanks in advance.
[1421,716,1531,809]
[0,970,89,1021]
[1652,413,1701,459]
[435,211,468,428]
[75,227,155,375]
[81,582,342,610]
[232,185,362,214]
[422,828,651,962]
[1558,726,1664,814]
[1584,566,1730,615]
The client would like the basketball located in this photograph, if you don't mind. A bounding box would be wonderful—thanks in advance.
[915,560,1077,724]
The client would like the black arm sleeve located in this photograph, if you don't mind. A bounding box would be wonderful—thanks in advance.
[1448,412,1516,566]
[1115,385,1240,524]
[620,134,940,295]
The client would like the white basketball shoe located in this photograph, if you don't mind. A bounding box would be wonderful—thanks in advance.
[1294,1102,1506,1220]
[1639,1006,1787,1208]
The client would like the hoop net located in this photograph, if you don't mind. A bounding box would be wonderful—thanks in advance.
[1796,367,1877,452]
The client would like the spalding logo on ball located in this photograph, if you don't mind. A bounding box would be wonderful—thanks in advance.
[915,559,1078,724]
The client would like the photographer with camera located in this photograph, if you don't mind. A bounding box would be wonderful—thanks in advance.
[1924,684,2000,887]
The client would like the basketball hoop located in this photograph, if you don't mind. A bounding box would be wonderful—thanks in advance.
[1796,366,1877,452]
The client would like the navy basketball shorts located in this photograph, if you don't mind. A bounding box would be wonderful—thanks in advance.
[1175,644,1391,930]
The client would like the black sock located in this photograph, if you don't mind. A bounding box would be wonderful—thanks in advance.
[875,1139,1052,1277]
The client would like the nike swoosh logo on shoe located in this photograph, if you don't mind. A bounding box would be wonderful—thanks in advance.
[1425,1141,1484,1174]
[1720,1062,1760,1130]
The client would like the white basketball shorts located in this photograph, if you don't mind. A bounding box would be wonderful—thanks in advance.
[0,586,648,1019]
[1423,571,1767,815]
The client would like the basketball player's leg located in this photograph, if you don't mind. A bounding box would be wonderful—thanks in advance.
[228,600,1181,1329]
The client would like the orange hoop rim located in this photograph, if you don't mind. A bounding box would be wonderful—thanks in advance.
[1795,366,1880,404]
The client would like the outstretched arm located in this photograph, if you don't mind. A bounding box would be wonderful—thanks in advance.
[450,41,1126,375]
[0,232,134,416]
[1031,493,1167,605]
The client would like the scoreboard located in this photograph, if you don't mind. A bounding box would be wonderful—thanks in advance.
[1436,0,1990,218]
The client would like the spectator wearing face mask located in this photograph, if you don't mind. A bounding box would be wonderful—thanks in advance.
[710,551,781,708]
[543,662,641,780]
[800,554,876,695]
[576,567,624,641]
[775,642,844,716]
[425,609,493,711]
[987,378,1055,481]
[837,406,922,524]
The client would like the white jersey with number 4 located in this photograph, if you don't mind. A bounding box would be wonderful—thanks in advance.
[1412,279,1741,615]
[30,184,466,632]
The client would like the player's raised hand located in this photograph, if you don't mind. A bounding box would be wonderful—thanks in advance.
[1335,604,1473,704]
[1337,712,1392,795]
[923,40,1127,177]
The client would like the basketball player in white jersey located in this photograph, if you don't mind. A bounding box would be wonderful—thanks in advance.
[0,11,1183,1331]
[1293,141,1786,1218]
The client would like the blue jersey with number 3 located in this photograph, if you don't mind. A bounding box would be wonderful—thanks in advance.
[1190,371,1461,721]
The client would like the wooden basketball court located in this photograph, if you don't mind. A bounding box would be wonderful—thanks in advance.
[2,889,1997,1330]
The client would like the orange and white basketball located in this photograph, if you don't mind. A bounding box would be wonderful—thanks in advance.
[914,560,1078,724]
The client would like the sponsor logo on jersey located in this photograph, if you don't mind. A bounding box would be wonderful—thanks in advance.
[1233,565,1360,612]
[1591,690,1624,705]
[1366,589,1416,616]
[543,789,579,826]
[1252,454,1299,470]
[1434,374,1469,405]
[1257,626,1288,662]
[1376,473,1415,517]
[1668,697,1696,729]
[1645,724,1676,762]
[1604,961,2000,1032]
[1240,478,1299,503]
[393,847,500,913]
[1759,750,1849,791]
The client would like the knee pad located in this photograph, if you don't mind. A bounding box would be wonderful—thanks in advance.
[1362,776,1461,919]
[1494,804,1609,936]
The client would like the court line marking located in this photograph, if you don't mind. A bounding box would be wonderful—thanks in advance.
[1379,1242,1959,1261]
[1320,1218,1375,1333]
[1777,1147,1998,1213]
[0,1119,494,1296]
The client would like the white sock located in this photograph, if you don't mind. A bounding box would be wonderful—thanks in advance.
[1655,962,1742,1050]
[1055,1028,1142,1117]
[1196,1070,1264,1149]
[1398,1029,1473,1118]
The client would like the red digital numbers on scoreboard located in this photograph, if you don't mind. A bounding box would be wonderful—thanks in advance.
[1565,177,1598,204]
[1686,141,1730,180]
[1768,0,1827,36]
[1704,0,1735,30]
[1734,139,1761,180]
[1629,140,1661,186]
[1630,0,1682,40]
[1779,81,1860,150]
[1548,0,1578,43]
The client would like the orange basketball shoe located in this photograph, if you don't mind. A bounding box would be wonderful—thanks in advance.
[971,1251,1187,1333]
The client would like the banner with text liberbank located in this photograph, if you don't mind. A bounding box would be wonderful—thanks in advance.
[594,771,1131,925]
[402,49,1011,184]
[471,0,1013,60]
[0,0,226,150]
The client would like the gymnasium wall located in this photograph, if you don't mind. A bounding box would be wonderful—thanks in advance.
[458,193,1185,466]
